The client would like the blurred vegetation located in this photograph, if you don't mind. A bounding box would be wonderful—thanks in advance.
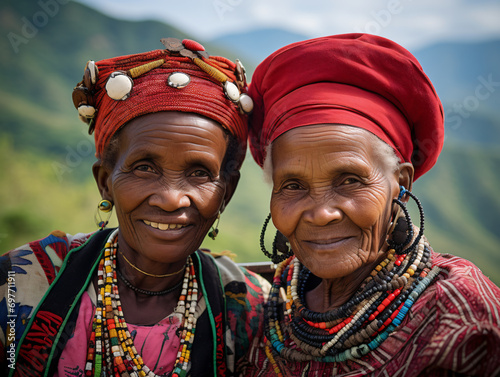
[1,0,499,286]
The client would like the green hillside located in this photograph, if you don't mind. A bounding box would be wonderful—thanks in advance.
[1,0,238,160]
[1,0,499,285]
[411,145,500,282]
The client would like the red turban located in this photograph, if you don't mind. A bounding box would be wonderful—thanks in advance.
[72,38,252,160]
[248,33,444,180]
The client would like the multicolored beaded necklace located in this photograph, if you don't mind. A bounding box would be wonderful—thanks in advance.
[264,230,442,372]
[85,229,198,377]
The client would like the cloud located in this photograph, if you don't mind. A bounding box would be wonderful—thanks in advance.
[78,0,500,49]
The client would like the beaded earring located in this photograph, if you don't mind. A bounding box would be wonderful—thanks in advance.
[208,212,220,240]
[260,213,293,264]
[387,186,425,254]
[94,199,113,230]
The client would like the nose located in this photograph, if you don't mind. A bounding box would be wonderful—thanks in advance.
[303,197,343,226]
[148,185,191,212]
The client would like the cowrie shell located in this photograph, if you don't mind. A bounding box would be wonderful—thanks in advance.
[224,81,240,102]
[167,72,191,89]
[239,93,254,114]
[87,60,98,84]
[78,104,96,119]
[105,71,133,100]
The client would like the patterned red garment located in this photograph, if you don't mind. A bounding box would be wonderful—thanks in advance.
[239,252,500,376]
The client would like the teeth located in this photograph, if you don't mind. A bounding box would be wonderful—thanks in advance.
[143,220,184,230]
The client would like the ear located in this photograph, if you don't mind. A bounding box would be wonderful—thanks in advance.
[92,160,113,201]
[397,162,414,196]
[220,171,240,213]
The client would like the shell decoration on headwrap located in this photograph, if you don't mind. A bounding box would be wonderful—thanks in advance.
[72,37,253,159]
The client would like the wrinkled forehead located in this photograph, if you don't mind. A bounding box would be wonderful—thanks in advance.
[264,124,398,181]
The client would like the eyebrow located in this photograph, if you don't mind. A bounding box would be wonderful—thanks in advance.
[125,144,223,171]
[274,158,371,181]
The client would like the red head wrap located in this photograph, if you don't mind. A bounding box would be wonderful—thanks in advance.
[72,38,252,160]
[248,33,444,180]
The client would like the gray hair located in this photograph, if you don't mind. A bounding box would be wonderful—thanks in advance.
[262,143,274,184]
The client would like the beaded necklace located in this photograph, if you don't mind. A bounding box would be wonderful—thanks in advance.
[85,229,198,377]
[265,231,442,368]
[116,268,183,296]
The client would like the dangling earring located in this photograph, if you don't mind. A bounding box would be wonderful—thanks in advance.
[260,213,293,264]
[95,199,113,230]
[208,212,220,240]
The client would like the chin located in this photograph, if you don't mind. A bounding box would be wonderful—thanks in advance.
[299,252,364,280]
[300,259,344,280]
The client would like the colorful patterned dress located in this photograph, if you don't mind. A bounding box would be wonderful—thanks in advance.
[238,252,500,376]
[0,228,270,376]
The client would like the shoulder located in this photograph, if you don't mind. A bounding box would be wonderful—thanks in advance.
[1,230,93,285]
[213,255,269,317]
[206,253,271,366]
[215,256,271,297]
[430,251,500,320]
[405,252,500,374]
[198,250,271,298]
[0,230,93,346]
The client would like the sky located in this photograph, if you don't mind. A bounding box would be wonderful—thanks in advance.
[77,0,500,50]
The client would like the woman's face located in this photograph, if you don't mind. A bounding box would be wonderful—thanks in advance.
[95,111,235,265]
[270,124,405,280]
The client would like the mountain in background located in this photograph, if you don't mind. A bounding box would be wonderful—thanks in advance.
[1,0,237,159]
[1,0,499,283]
[211,27,308,66]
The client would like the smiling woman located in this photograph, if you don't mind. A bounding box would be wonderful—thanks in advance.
[269,126,407,293]
[98,114,229,272]
[0,38,269,377]
[239,34,500,376]
[93,112,235,326]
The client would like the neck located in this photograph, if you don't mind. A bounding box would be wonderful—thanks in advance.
[306,254,386,312]
[116,231,188,293]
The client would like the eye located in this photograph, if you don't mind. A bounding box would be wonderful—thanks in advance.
[341,177,360,185]
[282,182,303,191]
[189,169,211,178]
[135,164,156,173]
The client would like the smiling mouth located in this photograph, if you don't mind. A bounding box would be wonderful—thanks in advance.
[312,239,344,244]
[306,237,353,246]
[143,220,187,230]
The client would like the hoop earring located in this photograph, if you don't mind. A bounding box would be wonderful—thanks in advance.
[388,186,425,254]
[95,199,113,230]
[208,212,220,240]
[260,213,293,264]
[387,200,413,253]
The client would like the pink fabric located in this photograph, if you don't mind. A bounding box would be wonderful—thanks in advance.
[56,292,182,376]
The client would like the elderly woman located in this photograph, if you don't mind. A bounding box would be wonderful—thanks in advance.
[240,34,500,376]
[0,37,269,376]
